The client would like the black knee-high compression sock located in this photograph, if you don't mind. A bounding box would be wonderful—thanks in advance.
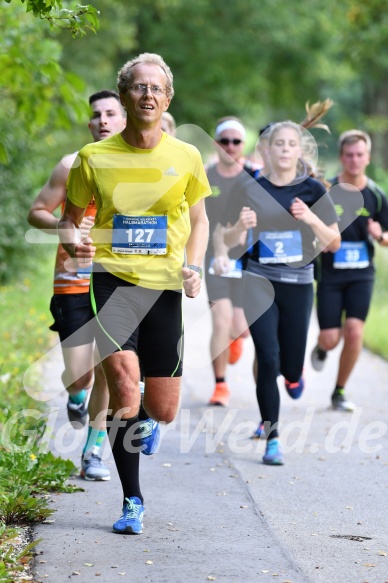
[107,415,143,504]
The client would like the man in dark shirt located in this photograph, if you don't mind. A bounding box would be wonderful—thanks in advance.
[311,130,388,411]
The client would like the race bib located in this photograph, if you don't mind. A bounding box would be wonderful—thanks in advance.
[333,241,369,269]
[208,258,243,278]
[259,230,303,264]
[112,215,167,255]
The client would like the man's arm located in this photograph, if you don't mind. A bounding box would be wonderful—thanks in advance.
[224,207,257,249]
[27,154,76,234]
[58,199,95,263]
[182,199,209,298]
[368,218,388,247]
[212,223,230,275]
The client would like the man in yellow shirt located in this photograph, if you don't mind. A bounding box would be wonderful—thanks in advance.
[59,53,211,535]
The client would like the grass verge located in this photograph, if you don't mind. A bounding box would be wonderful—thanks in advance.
[364,245,388,359]
[0,252,82,582]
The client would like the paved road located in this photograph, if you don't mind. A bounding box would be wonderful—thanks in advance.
[33,286,388,583]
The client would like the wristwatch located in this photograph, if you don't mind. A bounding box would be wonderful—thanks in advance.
[187,264,203,279]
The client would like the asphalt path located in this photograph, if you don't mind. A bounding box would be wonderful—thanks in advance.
[32,284,388,583]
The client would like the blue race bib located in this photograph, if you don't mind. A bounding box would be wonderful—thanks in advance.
[333,241,369,269]
[259,230,303,264]
[112,215,167,255]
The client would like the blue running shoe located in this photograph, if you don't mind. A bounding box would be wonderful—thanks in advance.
[284,375,304,399]
[138,380,160,455]
[138,418,160,455]
[251,421,266,440]
[263,439,284,465]
[113,497,144,534]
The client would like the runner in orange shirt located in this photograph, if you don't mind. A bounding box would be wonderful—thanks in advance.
[28,90,126,480]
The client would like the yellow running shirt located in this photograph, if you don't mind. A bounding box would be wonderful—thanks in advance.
[67,132,211,290]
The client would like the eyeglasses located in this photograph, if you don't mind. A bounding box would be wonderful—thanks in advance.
[217,138,243,146]
[129,84,166,96]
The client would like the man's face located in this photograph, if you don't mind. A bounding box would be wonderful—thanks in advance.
[120,63,171,127]
[216,129,245,166]
[340,140,370,178]
[88,97,126,142]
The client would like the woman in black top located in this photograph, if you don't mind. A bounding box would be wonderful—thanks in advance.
[224,121,340,465]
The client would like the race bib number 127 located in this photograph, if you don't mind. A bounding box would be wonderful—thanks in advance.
[112,215,168,255]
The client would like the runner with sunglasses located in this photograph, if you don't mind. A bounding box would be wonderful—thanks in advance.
[223,121,340,465]
[205,117,258,406]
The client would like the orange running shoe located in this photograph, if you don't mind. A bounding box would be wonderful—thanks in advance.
[228,337,243,365]
[209,382,230,406]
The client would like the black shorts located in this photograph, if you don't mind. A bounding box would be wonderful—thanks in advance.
[90,268,183,378]
[317,279,374,329]
[204,272,244,307]
[49,293,95,348]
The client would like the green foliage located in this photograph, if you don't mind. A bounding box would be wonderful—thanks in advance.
[0,256,55,419]
[5,0,100,37]
[0,3,90,283]
[364,243,388,358]
[0,451,81,496]
[0,486,54,524]
[0,258,83,580]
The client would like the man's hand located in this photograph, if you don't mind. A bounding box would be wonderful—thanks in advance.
[212,255,230,275]
[237,206,257,231]
[367,218,383,241]
[75,236,96,266]
[182,266,202,298]
[63,236,96,273]
[79,215,95,240]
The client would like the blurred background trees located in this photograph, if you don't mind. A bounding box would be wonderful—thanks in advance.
[2,0,388,282]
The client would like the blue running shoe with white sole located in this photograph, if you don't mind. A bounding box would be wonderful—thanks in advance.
[113,497,144,534]
[284,375,304,400]
[138,380,160,455]
[251,421,266,440]
[263,439,284,465]
[138,418,160,455]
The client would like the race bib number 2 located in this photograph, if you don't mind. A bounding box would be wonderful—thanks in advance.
[112,215,167,255]
[259,230,303,264]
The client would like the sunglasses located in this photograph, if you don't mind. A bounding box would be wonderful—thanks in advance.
[217,138,243,146]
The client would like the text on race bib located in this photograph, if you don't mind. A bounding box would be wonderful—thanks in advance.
[259,230,303,264]
[333,241,369,269]
[112,215,168,255]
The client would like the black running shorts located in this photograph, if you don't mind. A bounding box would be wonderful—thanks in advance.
[49,293,95,347]
[90,267,183,378]
[317,279,374,329]
[204,272,244,307]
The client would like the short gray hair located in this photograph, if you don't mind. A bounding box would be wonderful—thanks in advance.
[117,53,174,99]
